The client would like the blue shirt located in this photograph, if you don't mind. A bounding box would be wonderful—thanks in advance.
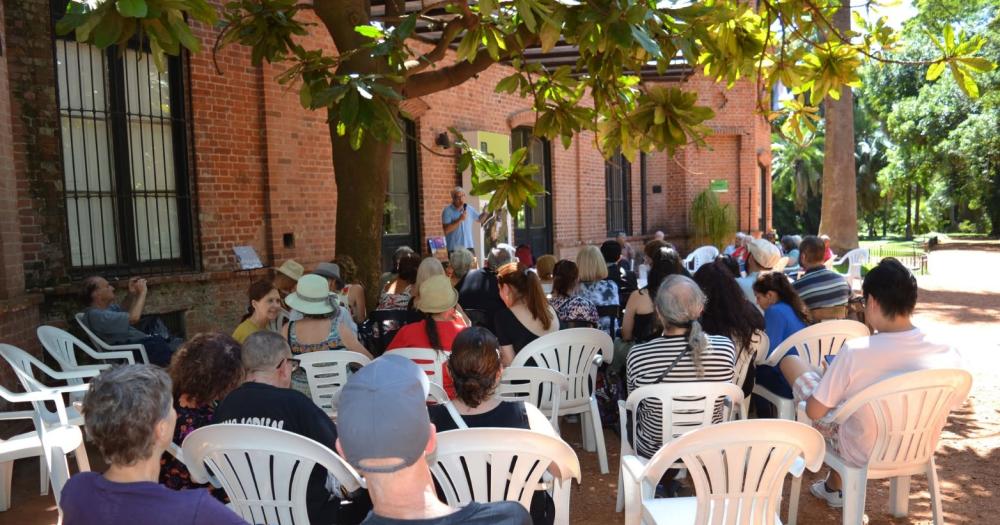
[442,204,481,251]
[763,301,808,359]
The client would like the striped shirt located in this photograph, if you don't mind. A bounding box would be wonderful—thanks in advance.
[625,334,737,458]
[793,267,851,309]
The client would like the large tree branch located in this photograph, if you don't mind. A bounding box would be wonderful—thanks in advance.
[403,27,537,99]
[405,16,470,75]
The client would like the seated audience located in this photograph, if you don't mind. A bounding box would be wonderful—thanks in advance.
[495,262,559,365]
[80,275,181,366]
[62,365,248,525]
[215,332,369,524]
[159,333,244,496]
[820,234,835,262]
[458,243,515,331]
[600,240,638,305]
[793,235,851,313]
[380,246,416,292]
[622,248,686,343]
[653,230,665,241]
[313,262,361,329]
[625,275,737,458]
[735,239,782,309]
[515,244,535,269]
[274,259,304,300]
[232,280,282,344]
[715,254,742,279]
[751,271,811,413]
[378,251,421,311]
[547,260,599,328]
[771,259,964,506]
[642,239,670,264]
[781,235,801,269]
[693,261,765,395]
[336,354,531,524]
[616,232,638,272]
[449,249,475,289]
[535,255,556,287]
[333,255,367,324]
[576,245,620,333]
[387,275,467,398]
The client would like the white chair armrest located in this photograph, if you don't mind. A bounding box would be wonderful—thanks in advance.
[78,343,135,364]
[621,454,646,483]
[47,383,93,396]
[34,361,103,382]
[0,410,36,421]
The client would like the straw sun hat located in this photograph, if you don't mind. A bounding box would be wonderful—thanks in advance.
[414,275,458,314]
[285,274,336,315]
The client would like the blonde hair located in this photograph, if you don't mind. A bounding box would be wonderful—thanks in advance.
[414,257,446,300]
[576,245,608,282]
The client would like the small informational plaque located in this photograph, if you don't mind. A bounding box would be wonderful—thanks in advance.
[710,179,729,192]
[233,246,263,270]
[427,236,448,261]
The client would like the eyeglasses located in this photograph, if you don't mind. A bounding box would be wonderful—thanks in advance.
[277,356,300,371]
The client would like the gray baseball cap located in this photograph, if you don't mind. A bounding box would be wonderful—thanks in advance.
[313,262,341,281]
[337,354,431,473]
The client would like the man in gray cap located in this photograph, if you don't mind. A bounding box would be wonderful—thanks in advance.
[336,354,530,524]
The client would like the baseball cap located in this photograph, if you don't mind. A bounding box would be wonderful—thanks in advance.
[747,239,782,270]
[337,354,431,473]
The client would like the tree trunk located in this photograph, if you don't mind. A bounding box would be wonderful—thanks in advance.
[990,164,1000,237]
[914,183,922,234]
[331,128,393,310]
[905,183,913,239]
[818,0,858,254]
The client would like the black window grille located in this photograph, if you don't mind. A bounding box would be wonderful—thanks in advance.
[52,11,194,274]
[605,151,632,236]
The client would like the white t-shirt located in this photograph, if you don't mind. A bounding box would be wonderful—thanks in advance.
[735,273,761,311]
[812,327,964,466]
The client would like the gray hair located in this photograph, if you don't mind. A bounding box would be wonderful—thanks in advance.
[451,186,466,197]
[450,249,474,279]
[487,243,515,269]
[82,364,173,466]
[243,331,290,371]
[654,275,709,377]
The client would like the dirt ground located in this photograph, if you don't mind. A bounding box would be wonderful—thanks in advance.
[3,248,999,524]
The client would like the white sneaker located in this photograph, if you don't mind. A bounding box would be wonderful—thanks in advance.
[810,479,844,508]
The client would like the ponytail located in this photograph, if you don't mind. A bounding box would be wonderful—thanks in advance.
[687,320,707,378]
[497,263,553,330]
[423,311,444,351]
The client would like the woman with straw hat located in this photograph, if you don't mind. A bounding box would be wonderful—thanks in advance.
[386,274,469,398]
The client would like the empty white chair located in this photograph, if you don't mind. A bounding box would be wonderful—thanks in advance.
[296,350,370,416]
[510,328,613,474]
[75,312,149,364]
[497,366,569,433]
[684,246,720,273]
[830,248,869,291]
[181,424,364,525]
[387,347,449,387]
[621,419,825,525]
[430,428,581,525]
[821,369,972,525]
[754,320,870,420]
[615,382,745,513]
[37,326,131,403]
[0,344,99,429]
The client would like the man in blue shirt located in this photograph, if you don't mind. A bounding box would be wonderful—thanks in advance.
[441,186,481,253]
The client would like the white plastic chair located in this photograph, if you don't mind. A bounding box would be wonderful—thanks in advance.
[821,369,972,525]
[296,350,370,417]
[387,347,449,388]
[427,382,449,404]
[830,248,869,291]
[615,382,746,513]
[684,246,720,273]
[430,428,581,525]
[74,312,149,364]
[497,366,569,433]
[621,419,825,525]
[0,344,99,429]
[733,330,768,398]
[181,424,364,525]
[510,327,613,474]
[37,326,132,402]
[754,320,870,420]
[0,384,87,513]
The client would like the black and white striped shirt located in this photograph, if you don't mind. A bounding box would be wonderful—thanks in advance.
[625,334,737,458]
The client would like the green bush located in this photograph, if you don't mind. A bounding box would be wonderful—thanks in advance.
[690,189,736,250]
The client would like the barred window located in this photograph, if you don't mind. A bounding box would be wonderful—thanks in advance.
[606,150,632,236]
[54,36,193,272]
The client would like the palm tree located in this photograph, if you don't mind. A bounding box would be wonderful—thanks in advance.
[772,132,825,212]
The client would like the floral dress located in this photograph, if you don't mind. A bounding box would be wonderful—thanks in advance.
[577,279,620,332]
[549,295,599,326]
[159,404,226,501]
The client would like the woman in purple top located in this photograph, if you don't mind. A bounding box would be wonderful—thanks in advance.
[61,365,248,525]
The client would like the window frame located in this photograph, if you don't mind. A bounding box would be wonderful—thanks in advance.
[51,3,197,276]
[605,150,632,236]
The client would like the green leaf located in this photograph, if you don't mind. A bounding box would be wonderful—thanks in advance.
[117,0,148,18]
[495,74,521,94]
[956,57,996,73]
[93,13,123,48]
[943,24,955,51]
[299,82,312,108]
[354,25,384,39]
[166,10,200,53]
[396,15,417,39]
[926,61,946,81]
[539,21,561,53]
[480,0,496,17]
[630,25,661,58]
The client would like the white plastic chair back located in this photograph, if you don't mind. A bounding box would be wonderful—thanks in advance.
[763,320,869,372]
[388,347,449,387]
[685,246,720,273]
[182,424,363,525]
[510,328,612,413]
[37,326,127,402]
[430,428,581,524]
[498,366,569,431]
[427,382,449,404]
[296,350,370,416]
[734,330,768,392]
[74,312,150,364]
[623,419,824,525]
[831,368,971,475]
[0,344,94,425]
[832,248,869,289]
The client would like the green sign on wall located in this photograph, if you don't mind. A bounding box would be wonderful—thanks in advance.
[710,179,729,192]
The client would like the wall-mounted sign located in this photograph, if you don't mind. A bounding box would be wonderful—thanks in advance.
[710,179,729,192]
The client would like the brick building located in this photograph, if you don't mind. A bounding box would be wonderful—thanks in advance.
[0,1,771,371]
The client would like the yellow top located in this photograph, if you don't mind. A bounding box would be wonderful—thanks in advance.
[232,318,265,344]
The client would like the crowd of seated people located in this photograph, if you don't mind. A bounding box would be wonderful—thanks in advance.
[56,230,969,525]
